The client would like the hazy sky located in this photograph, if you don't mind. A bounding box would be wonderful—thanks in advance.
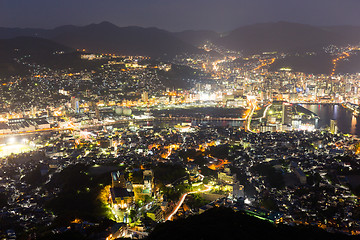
[0,0,359,31]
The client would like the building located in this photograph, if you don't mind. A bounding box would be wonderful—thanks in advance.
[146,205,164,222]
[218,167,236,185]
[132,170,154,201]
[143,170,154,194]
[141,91,148,102]
[232,181,245,199]
[330,119,338,134]
[110,171,134,209]
[34,118,50,129]
[112,171,126,188]
[282,102,293,125]
[71,96,80,113]
[186,164,201,182]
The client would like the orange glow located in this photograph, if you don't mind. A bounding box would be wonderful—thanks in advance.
[253,58,276,71]
[208,158,230,170]
[331,51,351,76]
[71,218,82,224]
[161,144,180,158]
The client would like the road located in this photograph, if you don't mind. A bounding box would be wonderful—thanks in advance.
[253,58,276,71]
[331,50,351,76]
[245,101,257,133]
[166,184,212,221]
[253,103,272,120]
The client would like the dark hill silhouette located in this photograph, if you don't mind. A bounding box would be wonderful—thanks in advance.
[1,22,360,75]
[0,37,72,77]
[0,36,72,58]
[174,30,220,46]
[51,22,201,57]
[0,27,48,39]
[269,54,333,74]
[217,21,343,54]
[1,21,360,57]
[269,52,360,75]
[0,22,202,57]
[148,207,355,240]
[323,26,360,45]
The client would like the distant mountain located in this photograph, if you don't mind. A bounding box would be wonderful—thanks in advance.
[2,21,360,57]
[2,21,360,75]
[269,54,333,74]
[0,37,73,77]
[173,30,220,46]
[0,27,47,39]
[217,22,345,54]
[0,22,202,57]
[322,26,360,45]
[0,36,72,58]
[51,22,202,57]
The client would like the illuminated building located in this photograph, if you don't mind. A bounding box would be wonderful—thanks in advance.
[281,102,292,125]
[143,170,154,194]
[110,171,134,209]
[218,167,236,185]
[141,91,148,102]
[330,119,338,134]
[132,170,154,201]
[71,96,80,114]
[146,205,164,222]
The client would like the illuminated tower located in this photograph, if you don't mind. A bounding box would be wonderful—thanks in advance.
[330,119,338,134]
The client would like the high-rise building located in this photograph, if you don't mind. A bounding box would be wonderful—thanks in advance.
[71,96,80,113]
[141,91,148,102]
[330,119,338,134]
[282,102,292,125]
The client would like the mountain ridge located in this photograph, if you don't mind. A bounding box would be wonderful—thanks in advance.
[1,21,360,56]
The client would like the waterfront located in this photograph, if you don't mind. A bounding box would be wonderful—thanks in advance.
[301,104,360,136]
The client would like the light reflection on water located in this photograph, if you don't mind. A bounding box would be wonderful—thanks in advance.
[301,104,360,136]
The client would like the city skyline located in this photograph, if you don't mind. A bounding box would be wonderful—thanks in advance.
[2,0,360,238]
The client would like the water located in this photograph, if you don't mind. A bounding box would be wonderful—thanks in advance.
[301,104,360,135]
[151,107,246,118]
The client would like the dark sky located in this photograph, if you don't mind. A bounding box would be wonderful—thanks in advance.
[0,0,359,32]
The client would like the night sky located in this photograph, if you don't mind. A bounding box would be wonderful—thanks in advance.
[0,0,359,31]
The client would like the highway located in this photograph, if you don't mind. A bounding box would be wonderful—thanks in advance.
[253,103,272,120]
[245,101,257,133]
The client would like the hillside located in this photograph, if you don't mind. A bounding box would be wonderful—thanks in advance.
[0,37,73,77]
[148,207,355,240]
[55,22,201,57]
[173,30,220,46]
[268,54,333,74]
[0,22,202,57]
[217,22,344,54]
